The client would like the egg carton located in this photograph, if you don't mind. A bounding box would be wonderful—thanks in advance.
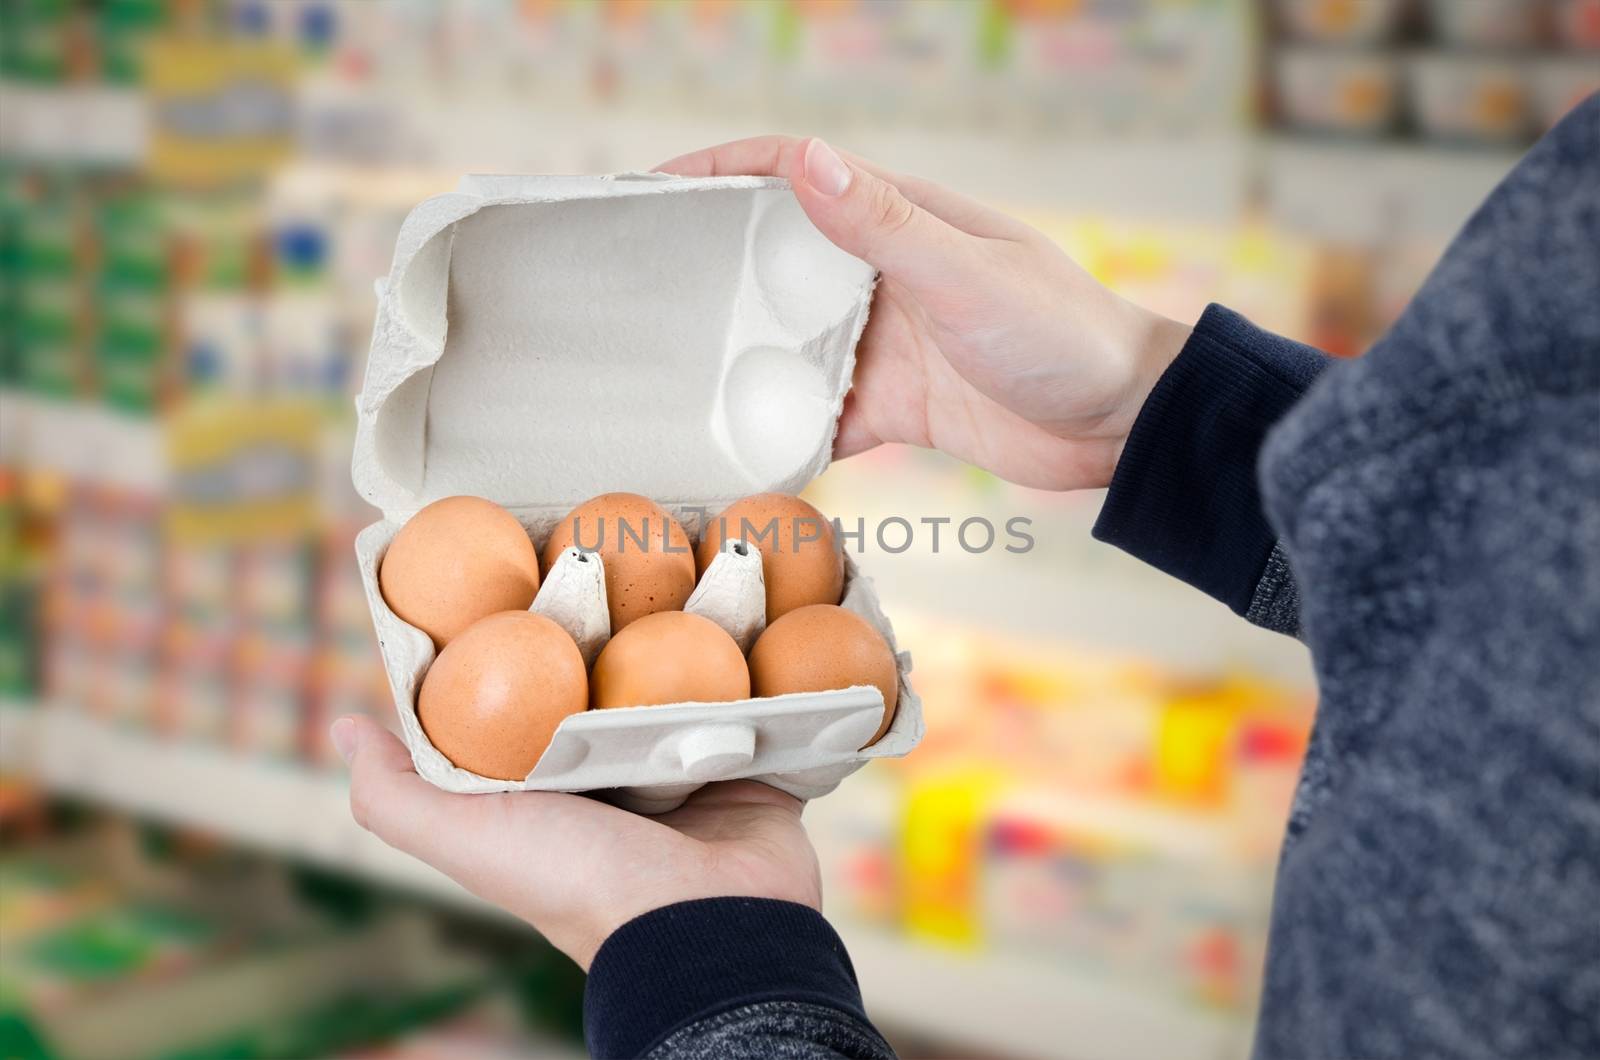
[351,172,923,813]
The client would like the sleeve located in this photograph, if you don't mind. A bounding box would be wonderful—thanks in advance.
[1091,304,1331,637]
[583,898,896,1060]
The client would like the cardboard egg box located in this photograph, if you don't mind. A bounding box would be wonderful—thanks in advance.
[351,173,923,813]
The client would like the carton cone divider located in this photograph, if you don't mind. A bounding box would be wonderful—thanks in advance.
[685,539,766,652]
[532,547,610,666]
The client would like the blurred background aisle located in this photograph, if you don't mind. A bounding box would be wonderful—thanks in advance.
[1,2,1594,1058]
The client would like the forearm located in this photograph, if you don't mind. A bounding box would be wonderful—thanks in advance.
[1092,304,1330,636]
[584,898,894,1060]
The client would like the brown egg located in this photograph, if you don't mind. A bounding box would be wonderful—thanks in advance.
[380,495,540,649]
[543,493,696,632]
[590,610,750,710]
[417,610,587,780]
[697,493,844,623]
[748,604,899,747]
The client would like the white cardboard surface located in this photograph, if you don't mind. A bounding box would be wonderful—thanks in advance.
[353,173,922,811]
[685,540,767,653]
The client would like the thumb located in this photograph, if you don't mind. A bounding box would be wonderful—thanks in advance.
[831,390,879,460]
[335,715,461,853]
[789,137,980,299]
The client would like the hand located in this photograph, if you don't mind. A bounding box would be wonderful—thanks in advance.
[656,136,1192,490]
[331,716,819,969]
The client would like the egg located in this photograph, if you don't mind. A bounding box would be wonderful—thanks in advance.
[543,492,696,632]
[379,495,541,649]
[748,604,899,747]
[697,493,844,623]
[416,610,587,780]
[590,610,750,709]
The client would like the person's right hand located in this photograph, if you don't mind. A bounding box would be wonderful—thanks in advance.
[656,136,1191,491]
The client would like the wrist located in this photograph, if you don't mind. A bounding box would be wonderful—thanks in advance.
[565,874,822,972]
[1101,296,1192,472]
[584,898,869,1059]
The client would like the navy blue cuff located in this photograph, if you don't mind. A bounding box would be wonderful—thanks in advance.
[1093,304,1329,616]
[583,898,867,1059]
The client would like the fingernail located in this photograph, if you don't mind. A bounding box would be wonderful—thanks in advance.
[804,139,851,197]
[330,718,357,764]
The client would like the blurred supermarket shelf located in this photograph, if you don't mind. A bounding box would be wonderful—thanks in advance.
[2,390,1315,682]
[812,458,1318,684]
[1,77,1248,222]
[0,389,168,493]
[467,99,1255,226]
[2,77,1528,242]
[3,700,1254,1060]
[0,82,147,166]
[846,927,1248,1060]
[0,700,487,916]
[0,700,32,773]
[312,96,1524,239]
[1261,135,1524,242]
[870,552,1315,686]
[2,703,1260,886]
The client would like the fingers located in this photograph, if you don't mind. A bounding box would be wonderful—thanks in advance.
[332,717,655,963]
[654,136,792,180]
[832,391,880,461]
[337,716,469,855]
[687,778,806,813]
[655,135,1026,241]
[335,716,627,875]
[791,137,991,303]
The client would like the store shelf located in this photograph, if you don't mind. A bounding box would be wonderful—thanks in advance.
[0,702,488,915]
[297,86,1256,226]
[870,550,1315,684]
[1262,136,1522,242]
[813,462,1317,684]
[844,926,1249,1060]
[0,82,148,166]
[3,702,1253,1060]
[0,700,33,773]
[295,85,1527,241]
[0,390,168,494]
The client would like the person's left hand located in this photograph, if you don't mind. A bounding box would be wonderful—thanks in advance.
[331,716,820,969]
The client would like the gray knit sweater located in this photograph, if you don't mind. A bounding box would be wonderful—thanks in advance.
[1248,94,1600,1059]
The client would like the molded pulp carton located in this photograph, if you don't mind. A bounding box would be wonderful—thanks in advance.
[352,173,923,813]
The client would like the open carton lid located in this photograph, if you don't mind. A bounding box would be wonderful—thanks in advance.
[352,173,878,524]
